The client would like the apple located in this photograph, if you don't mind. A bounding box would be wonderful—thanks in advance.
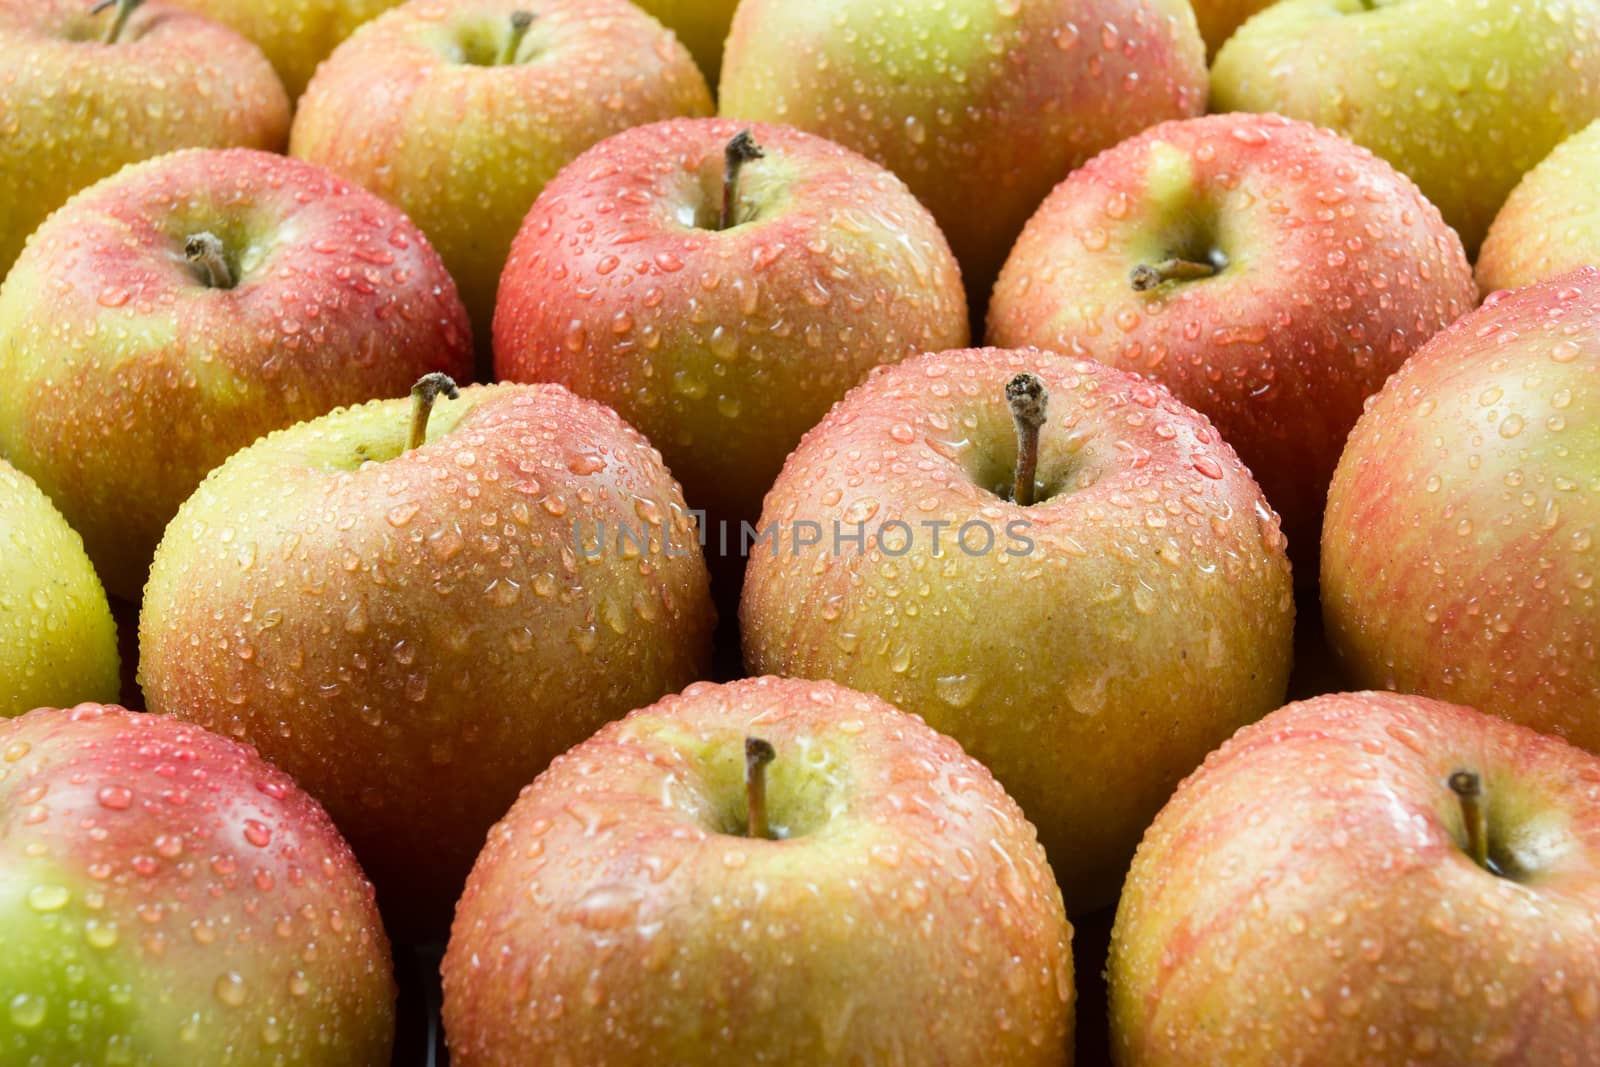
[988,112,1476,568]
[0,0,290,280]
[717,0,1208,302]
[1110,690,1600,1063]
[740,346,1295,913]
[290,0,713,351]
[0,148,473,603]
[1192,0,1272,55]
[139,376,717,937]
[494,118,969,537]
[0,703,394,1063]
[0,459,119,718]
[1478,119,1600,296]
[162,0,405,99]
[630,0,739,86]
[1322,267,1600,753]
[1211,0,1600,253]
[442,675,1075,1064]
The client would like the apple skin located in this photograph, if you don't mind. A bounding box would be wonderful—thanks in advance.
[717,0,1207,302]
[290,0,713,347]
[0,148,473,602]
[494,117,969,531]
[1322,268,1600,753]
[1211,0,1600,254]
[0,0,290,280]
[139,382,717,938]
[740,347,1294,913]
[630,0,739,86]
[989,112,1476,568]
[442,676,1074,1065]
[0,704,394,1064]
[162,0,405,99]
[1478,120,1600,296]
[0,459,119,718]
[1111,690,1600,1064]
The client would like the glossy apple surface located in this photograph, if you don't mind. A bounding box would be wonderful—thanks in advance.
[0,0,289,279]
[1478,120,1600,295]
[495,118,968,529]
[0,704,393,1064]
[0,459,119,718]
[291,0,712,344]
[139,382,717,937]
[0,148,472,601]
[718,0,1207,300]
[1112,691,1600,1064]
[443,676,1074,1065]
[990,112,1475,564]
[741,347,1295,913]
[1323,268,1600,752]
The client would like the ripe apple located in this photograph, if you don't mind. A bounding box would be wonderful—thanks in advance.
[1478,120,1600,295]
[989,113,1476,568]
[1322,267,1600,753]
[162,0,404,99]
[0,703,394,1063]
[0,0,290,279]
[717,0,1207,301]
[1111,690,1600,1063]
[0,148,473,602]
[495,118,969,535]
[443,675,1075,1064]
[290,0,713,349]
[630,0,738,85]
[1211,0,1600,253]
[740,347,1295,913]
[0,459,119,718]
[140,377,717,937]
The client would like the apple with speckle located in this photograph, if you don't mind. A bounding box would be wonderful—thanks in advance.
[0,704,394,1063]
[989,113,1475,566]
[1323,268,1600,754]
[740,347,1295,914]
[0,0,289,280]
[443,676,1075,1065]
[495,118,968,533]
[0,148,473,602]
[139,376,717,938]
[1112,690,1600,1063]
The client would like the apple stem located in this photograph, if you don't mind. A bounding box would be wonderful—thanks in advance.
[744,736,776,840]
[1006,372,1048,507]
[184,233,234,290]
[500,11,535,65]
[408,372,460,452]
[721,130,765,231]
[1449,770,1492,871]
[1130,256,1223,292]
[91,0,145,44]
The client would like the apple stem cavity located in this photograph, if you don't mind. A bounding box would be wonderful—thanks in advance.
[1449,770,1498,874]
[500,11,536,65]
[91,0,145,44]
[408,372,460,452]
[1130,255,1224,292]
[744,736,776,840]
[1006,372,1049,507]
[721,130,765,231]
[184,233,234,291]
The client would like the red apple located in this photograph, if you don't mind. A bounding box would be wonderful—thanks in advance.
[290,0,713,347]
[741,347,1295,913]
[140,378,717,937]
[494,118,969,532]
[989,112,1477,566]
[1322,267,1600,752]
[1111,690,1600,1063]
[0,0,290,279]
[0,148,472,601]
[443,676,1074,1064]
[0,704,393,1063]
